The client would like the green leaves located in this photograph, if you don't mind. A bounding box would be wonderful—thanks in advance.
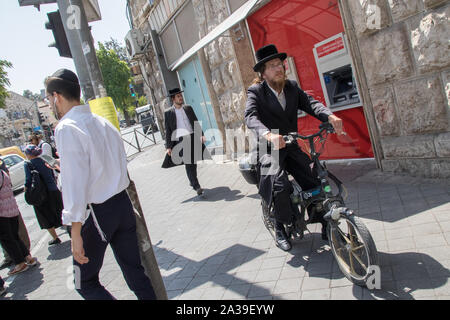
[0,59,13,109]
[96,42,133,113]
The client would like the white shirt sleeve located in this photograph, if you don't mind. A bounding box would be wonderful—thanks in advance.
[55,125,91,225]
[41,142,53,157]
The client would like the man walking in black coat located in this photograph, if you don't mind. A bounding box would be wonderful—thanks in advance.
[162,88,209,196]
[245,44,345,251]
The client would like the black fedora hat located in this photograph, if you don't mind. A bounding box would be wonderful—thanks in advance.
[167,87,184,97]
[253,44,287,72]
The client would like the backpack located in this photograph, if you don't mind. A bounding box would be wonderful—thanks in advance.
[24,161,48,206]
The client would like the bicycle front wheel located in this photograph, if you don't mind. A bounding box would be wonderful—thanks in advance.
[328,214,379,287]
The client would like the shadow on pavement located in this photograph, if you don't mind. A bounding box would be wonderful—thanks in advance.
[286,231,449,300]
[153,241,270,299]
[182,186,245,203]
[47,240,72,261]
[0,264,44,300]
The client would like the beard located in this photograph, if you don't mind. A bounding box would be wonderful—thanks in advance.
[267,74,286,92]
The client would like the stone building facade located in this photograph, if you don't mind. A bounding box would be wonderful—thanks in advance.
[0,91,39,148]
[127,0,255,154]
[339,0,450,178]
[127,0,449,178]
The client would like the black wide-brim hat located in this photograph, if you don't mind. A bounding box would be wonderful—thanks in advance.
[253,44,287,72]
[168,88,184,97]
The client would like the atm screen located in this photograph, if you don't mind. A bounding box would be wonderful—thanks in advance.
[323,64,360,109]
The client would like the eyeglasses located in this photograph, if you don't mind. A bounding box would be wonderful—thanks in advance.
[266,62,285,71]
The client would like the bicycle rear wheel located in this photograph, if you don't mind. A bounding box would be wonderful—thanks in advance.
[328,214,379,287]
[261,199,276,240]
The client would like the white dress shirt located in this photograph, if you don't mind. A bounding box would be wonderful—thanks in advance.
[262,84,287,138]
[55,105,129,227]
[174,106,193,138]
[268,83,286,110]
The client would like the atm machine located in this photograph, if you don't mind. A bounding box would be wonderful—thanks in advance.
[313,33,361,111]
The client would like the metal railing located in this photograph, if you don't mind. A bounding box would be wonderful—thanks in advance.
[121,124,160,158]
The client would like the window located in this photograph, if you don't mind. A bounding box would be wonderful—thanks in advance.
[160,22,183,66]
[2,156,15,168]
[10,155,24,165]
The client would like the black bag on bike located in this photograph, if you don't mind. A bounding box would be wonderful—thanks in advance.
[24,161,48,206]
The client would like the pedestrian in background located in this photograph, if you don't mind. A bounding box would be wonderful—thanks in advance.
[44,68,156,300]
[0,167,37,276]
[24,145,63,246]
[162,88,210,196]
[0,159,31,270]
[29,133,53,158]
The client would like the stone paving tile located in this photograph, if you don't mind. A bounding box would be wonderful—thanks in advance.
[247,281,277,298]
[301,288,331,300]
[330,285,363,300]
[430,277,450,297]
[396,278,437,299]
[414,234,448,249]
[387,237,416,252]
[301,276,331,291]
[273,292,301,300]
[199,286,227,300]
[5,151,450,301]
[254,268,282,283]
[260,257,287,270]
[273,278,303,295]
[222,284,251,300]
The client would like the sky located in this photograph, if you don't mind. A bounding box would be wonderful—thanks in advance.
[0,0,132,95]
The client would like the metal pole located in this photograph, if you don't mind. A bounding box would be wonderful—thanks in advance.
[56,0,95,101]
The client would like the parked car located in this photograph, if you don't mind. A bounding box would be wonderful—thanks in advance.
[119,120,127,128]
[0,146,26,159]
[0,154,26,192]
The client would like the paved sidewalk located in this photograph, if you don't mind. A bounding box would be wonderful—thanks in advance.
[1,142,449,300]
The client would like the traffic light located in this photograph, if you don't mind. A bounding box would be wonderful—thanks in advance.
[38,112,45,123]
[45,10,72,58]
[129,84,136,98]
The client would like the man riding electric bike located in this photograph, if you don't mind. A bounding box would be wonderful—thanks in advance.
[244,44,345,252]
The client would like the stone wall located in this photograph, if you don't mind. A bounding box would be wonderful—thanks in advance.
[192,0,248,133]
[0,92,38,147]
[342,0,450,178]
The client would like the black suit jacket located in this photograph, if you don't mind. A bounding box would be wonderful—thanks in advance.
[244,79,332,139]
[164,105,204,149]
[244,80,333,206]
[162,105,210,168]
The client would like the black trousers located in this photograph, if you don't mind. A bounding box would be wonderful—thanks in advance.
[177,134,201,190]
[185,164,200,190]
[0,216,30,264]
[73,190,156,300]
[260,145,320,224]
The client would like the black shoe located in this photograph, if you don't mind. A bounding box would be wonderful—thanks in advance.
[0,259,13,270]
[275,223,292,251]
[48,238,61,246]
[195,187,204,196]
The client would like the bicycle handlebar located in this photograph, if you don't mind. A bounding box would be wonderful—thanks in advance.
[283,122,335,143]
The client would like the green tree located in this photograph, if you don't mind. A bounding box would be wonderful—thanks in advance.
[23,89,41,101]
[137,95,148,107]
[0,59,12,109]
[96,42,134,125]
[103,38,129,64]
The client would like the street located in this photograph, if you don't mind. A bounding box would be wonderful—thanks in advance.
[1,141,449,300]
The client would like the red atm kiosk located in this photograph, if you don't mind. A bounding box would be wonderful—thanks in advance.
[247,0,374,159]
